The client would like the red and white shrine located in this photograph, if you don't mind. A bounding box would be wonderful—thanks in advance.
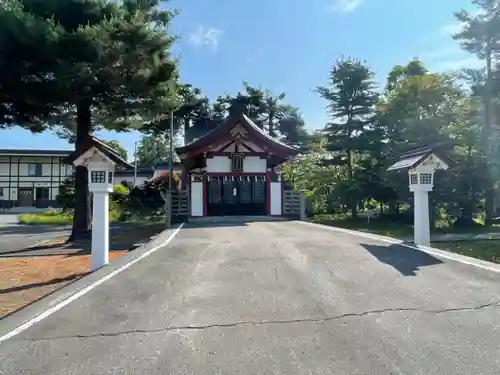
[175,113,299,217]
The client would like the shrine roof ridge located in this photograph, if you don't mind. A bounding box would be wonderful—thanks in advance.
[175,113,300,156]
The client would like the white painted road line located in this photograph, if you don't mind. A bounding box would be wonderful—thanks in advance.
[0,223,184,344]
[297,221,500,274]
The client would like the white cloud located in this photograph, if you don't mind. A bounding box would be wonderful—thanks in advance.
[418,46,482,72]
[439,9,483,37]
[330,0,364,12]
[439,22,463,37]
[188,26,222,51]
[432,56,483,72]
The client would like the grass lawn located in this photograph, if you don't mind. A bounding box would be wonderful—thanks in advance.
[18,211,73,225]
[311,214,500,264]
[310,213,500,238]
[309,214,414,238]
[18,210,165,225]
[433,241,500,264]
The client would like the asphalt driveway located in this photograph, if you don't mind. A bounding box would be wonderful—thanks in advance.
[1,219,500,374]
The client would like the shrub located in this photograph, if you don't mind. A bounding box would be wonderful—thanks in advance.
[56,175,75,212]
[111,184,129,203]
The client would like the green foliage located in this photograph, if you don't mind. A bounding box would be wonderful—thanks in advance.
[18,211,73,225]
[105,140,128,161]
[315,58,379,217]
[452,0,500,224]
[9,0,500,238]
[135,134,178,167]
[436,240,500,264]
[111,183,129,204]
[56,175,75,212]
[0,0,179,239]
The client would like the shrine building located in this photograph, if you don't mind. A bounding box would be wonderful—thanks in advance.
[175,113,300,217]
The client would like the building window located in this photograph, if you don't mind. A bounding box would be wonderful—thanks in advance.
[0,188,3,199]
[36,187,50,200]
[231,154,244,172]
[28,163,42,177]
[420,173,432,184]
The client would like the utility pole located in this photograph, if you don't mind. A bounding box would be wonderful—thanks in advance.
[166,110,174,228]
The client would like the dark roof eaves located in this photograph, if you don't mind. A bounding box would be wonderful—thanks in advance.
[0,149,72,156]
[176,113,300,155]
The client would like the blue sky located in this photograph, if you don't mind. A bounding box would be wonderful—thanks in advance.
[0,0,480,159]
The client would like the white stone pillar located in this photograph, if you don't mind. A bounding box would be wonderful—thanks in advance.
[91,191,110,270]
[413,189,430,246]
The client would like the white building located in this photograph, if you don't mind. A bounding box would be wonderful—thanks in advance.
[175,113,300,217]
[0,149,74,211]
[0,148,156,212]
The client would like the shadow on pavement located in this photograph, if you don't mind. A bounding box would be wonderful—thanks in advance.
[185,216,290,229]
[0,273,89,295]
[0,223,166,258]
[360,242,444,276]
[0,225,70,235]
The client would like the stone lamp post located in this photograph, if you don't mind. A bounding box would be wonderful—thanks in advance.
[73,147,116,271]
[388,148,450,247]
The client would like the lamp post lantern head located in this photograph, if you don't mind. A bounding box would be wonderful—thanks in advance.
[73,147,116,193]
[388,147,451,192]
[387,146,452,247]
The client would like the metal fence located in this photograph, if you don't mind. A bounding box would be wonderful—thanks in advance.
[171,190,189,223]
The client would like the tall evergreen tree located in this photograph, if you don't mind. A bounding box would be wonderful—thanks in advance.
[135,134,179,168]
[316,58,378,217]
[0,0,178,240]
[453,0,500,224]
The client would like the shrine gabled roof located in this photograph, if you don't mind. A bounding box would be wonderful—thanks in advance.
[65,136,133,170]
[175,113,300,157]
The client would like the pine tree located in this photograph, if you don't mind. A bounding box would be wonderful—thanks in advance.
[0,0,178,240]
[316,58,378,218]
[453,0,500,224]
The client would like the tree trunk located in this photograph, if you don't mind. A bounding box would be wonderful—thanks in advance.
[455,148,476,227]
[67,101,93,242]
[484,45,495,226]
[347,148,357,218]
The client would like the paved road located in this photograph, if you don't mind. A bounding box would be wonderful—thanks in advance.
[1,219,500,374]
[0,215,70,256]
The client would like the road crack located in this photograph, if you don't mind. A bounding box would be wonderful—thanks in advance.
[19,301,500,342]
